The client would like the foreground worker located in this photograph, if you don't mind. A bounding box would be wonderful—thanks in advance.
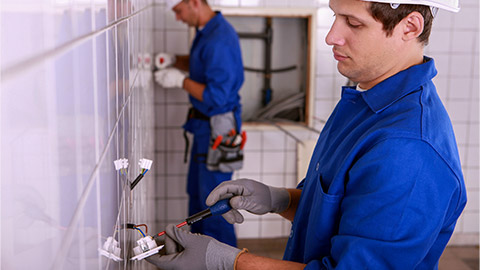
[147,0,467,269]
[154,0,244,247]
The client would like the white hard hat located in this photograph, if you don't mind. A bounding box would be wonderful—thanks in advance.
[166,0,182,9]
[361,0,460,12]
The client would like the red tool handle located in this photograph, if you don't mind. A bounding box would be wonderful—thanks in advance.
[240,131,247,149]
[212,135,223,150]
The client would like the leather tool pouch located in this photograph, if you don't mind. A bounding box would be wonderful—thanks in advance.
[206,111,245,172]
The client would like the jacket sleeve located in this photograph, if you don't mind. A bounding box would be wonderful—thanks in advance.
[308,138,465,269]
[200,40,242,109]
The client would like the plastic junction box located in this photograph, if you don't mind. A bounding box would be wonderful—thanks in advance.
[98,236,123,262]
[130,235,164,261]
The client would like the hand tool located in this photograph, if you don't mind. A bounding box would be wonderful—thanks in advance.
[155,199,232,238]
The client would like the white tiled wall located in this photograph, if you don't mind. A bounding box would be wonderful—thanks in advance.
[1,0,157,269]
[153,0,479,245]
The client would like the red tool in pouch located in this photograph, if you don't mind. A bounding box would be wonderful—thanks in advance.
[212,135,223,150]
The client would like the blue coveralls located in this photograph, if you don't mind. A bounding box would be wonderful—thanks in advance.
[182,12,244,247]
[284,57,467,269]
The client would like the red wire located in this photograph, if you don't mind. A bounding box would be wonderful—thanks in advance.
[157,221,188,237]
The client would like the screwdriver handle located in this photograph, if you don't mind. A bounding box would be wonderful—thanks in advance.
[155,200,232,238]
[209,199,232,216]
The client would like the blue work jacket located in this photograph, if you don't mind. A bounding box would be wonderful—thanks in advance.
[185,12,243,134]
[284,57,467,269]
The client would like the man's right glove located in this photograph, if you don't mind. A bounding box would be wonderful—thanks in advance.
[154,68,186,88]
[205,178,291,224]
[145,224,247,270]
[155,52,176,69]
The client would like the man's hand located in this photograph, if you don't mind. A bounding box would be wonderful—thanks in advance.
[155,68,186,88]
[206,178,290,224]
[155,52,176,69]
[145,224,245,270]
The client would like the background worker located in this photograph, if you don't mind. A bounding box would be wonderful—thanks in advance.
[147,0,467,269]
[154,0,244,247]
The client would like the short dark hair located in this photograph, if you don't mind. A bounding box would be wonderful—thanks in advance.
[368,3,434,45]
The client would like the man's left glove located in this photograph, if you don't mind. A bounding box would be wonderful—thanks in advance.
[154,68,186,88]
[146,224,247,270]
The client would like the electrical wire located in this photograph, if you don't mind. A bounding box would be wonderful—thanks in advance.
[135,227,146,237]
[134,224,148,234]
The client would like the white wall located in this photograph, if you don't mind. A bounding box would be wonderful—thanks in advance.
[1,0,157,269]
[154,0,478,244]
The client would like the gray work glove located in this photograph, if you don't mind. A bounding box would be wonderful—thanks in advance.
[146,224,245,270]
[205,178,290,224]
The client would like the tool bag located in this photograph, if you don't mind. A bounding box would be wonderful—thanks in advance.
[206,111,246,172]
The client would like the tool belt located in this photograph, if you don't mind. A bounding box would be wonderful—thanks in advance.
[183,108,246,172]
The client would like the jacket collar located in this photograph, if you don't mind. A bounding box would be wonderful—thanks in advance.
[196,11,222,36]
[342,57,437,113]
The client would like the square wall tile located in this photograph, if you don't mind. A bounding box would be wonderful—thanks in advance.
[240,0,265,7]
[166,104,189,127]
[165,30,190,54]
[154,30,165,53]
[261,174,285,188]
[240,151,262,174]
[262,151,286,174]
[462,212,479,233]
[317,7,334,28]
[465,168,479,189]
[155,153,167,178]
[236,220,260,238]
[447,101,470,122]
[432,10,453,30]
[453,123,469,145]
[166,128,187,151]
[260,219,283,238]
[315,100,335,122]
[165,9,188,30]
[216,0,240,6]
[427,30,451,53]
[316,76,335,99]
[465,190,479,212]
[262,131,286,151]
[166,198,189,220]
[433,77,448,100]
[166,152,189,175]
[285,151,296,174]
[316,51,336,76]
[450,54,474,77]
[453,8,478,30]
[165,87,189,103]
[243,131,262,151]
[468,123,479,146]
[466,145,479,168]
[154,6,165,29]
[451,31,476,53]
[166,176,188,198]
[264,0,288,7]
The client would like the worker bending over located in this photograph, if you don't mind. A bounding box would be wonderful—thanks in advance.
[154,0,244,248]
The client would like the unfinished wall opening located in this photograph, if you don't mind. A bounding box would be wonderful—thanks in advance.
[218,8,316,128]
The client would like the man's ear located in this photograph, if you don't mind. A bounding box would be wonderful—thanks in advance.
[401,11,424,41]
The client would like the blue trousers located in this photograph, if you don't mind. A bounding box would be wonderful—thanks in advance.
[186,131,237,247]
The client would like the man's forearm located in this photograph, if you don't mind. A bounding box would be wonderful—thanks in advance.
[236,252,305,270]
[173,55,190,71]
[279,188,302,221]
[183,78,205,101]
